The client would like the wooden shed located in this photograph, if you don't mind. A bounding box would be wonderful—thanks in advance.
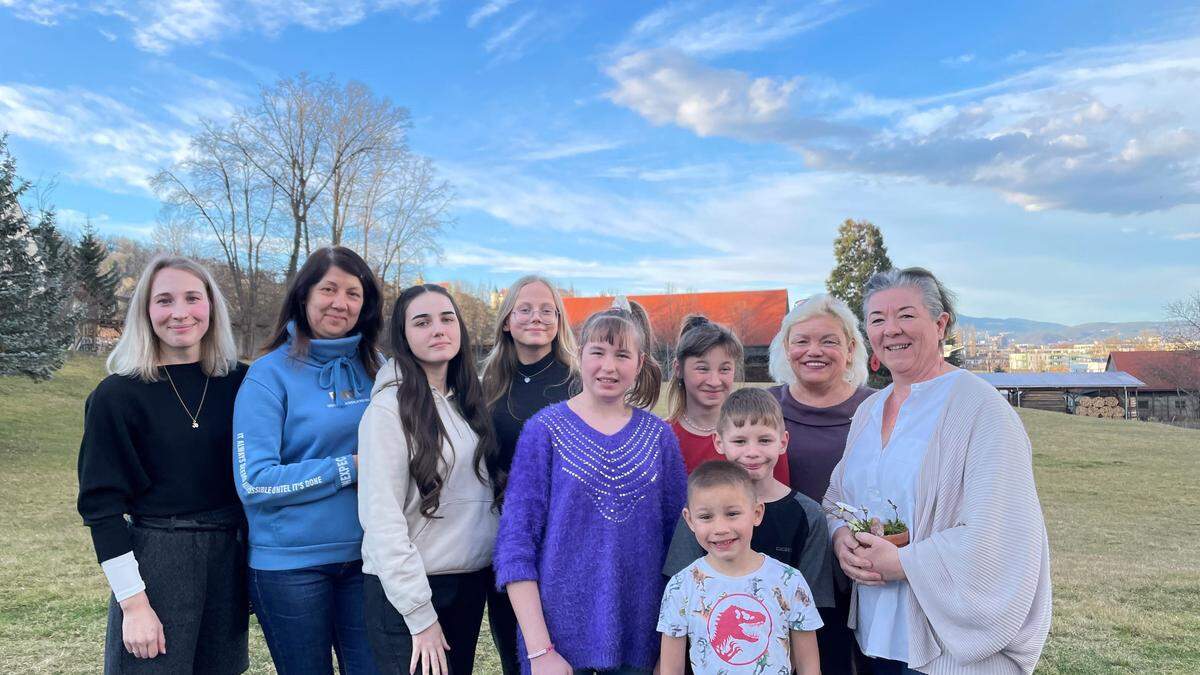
[976,372,1145,418]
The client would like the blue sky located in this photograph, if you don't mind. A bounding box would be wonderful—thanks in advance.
[2,0,1199,324]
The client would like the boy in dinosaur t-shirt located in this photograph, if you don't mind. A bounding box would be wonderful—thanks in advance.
[658,458,822,675]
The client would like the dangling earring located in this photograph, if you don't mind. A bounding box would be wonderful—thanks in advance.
[870,353,881,372]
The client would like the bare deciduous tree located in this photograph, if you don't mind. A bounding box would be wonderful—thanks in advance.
[153,122,281,354]
[367,155,451,292]
[1165,291,1200,351]
[228,74,410,280]
[321,82,412,248]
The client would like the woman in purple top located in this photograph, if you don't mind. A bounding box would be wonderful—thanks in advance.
[767,293,874,502]
[493,299,687,675]
[766,293,874,675]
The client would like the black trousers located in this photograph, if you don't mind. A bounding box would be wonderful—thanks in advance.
[484,570,521,675]
[103,523,249,674]
[364,570,489,675]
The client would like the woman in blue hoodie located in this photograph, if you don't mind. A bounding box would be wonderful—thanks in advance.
[233,246,383,674]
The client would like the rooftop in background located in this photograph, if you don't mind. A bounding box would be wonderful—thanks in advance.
[561,289,789,347]
[977,372,1146,389]
[1106,351,1200,391]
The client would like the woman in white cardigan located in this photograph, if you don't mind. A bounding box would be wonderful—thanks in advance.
[825,267,1052,675]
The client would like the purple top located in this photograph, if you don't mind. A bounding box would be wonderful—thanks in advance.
[494,402,687,673]
[768,384,875,503]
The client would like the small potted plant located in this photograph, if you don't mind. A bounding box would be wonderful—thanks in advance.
[825,499,909,548]
[879,499,909,548]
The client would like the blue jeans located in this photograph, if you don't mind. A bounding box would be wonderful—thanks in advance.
[249,560,380,675]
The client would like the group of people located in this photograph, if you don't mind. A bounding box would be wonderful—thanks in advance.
[77,246,1052,675]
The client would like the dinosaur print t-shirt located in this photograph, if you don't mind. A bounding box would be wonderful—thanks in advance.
[658,554,823,674]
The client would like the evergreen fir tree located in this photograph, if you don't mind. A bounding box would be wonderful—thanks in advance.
[76,220,119,322]
[0,136,80,380]
[826,219,894,388]
[826,219,894,320]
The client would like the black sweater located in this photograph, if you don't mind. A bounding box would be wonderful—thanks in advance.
[77,361,248,562]
[490,352,574,475]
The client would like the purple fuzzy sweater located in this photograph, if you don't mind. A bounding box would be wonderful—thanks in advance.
[493,402,687,673]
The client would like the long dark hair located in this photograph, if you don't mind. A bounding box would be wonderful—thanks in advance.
[262,246,383,379]
[389,284,499,516]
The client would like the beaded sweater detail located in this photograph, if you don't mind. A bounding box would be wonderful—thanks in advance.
[545,406,663,523]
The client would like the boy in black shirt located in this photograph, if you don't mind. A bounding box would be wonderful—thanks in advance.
[663,388,835,654]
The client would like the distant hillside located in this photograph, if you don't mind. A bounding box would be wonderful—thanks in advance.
[957,315,1168,344]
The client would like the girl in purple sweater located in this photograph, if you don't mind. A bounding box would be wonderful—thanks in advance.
[494,299,687,675]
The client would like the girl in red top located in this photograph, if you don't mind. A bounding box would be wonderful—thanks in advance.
[666,315,790,482]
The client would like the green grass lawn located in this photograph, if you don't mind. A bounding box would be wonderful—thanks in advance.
[1,357,1198,673]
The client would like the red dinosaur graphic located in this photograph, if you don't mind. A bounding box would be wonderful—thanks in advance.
[708,595,770,665]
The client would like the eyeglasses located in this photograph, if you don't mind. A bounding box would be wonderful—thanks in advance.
[512,306,558,321]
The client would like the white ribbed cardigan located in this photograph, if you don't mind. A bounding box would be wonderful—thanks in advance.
[825,370,1053,674]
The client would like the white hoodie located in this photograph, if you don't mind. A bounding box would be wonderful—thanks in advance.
[358,358,499,633]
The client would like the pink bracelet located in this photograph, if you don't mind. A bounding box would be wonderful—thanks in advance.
[527,643,555,660]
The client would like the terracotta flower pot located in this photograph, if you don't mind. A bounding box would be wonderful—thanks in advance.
[883,531,910,548]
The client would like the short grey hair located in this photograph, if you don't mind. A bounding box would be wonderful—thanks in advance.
[107,255,239,382]
[862,267,957,342]
[768,293,869,387]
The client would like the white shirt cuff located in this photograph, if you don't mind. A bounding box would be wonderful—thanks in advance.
[100,551,146,602]
[828,519,849,541]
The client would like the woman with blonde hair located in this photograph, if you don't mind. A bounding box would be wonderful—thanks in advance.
[767,293,872,501]
[78,255,249,673]
[766,292,874,674]
[479,274,578,673]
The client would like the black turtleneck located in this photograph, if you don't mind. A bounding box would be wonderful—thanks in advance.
[490,351,575,474]
[77,361,248,562]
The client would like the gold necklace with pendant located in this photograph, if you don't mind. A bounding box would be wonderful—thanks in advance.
[163,366,210,429]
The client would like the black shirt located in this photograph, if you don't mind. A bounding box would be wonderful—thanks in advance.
[753,489,810,569]
[77,361,248,562]
[490,352,574,475]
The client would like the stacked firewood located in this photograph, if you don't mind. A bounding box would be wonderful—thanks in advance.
[1075,395,1125,418]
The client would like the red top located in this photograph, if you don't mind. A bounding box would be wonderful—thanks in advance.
[670,421,790,485]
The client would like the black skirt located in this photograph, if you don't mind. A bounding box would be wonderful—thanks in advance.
[103,512,249,674]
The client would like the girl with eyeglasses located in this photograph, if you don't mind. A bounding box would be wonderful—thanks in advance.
[479,275,579,673]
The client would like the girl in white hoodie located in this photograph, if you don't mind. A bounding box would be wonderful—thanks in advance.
[358,284,501,675]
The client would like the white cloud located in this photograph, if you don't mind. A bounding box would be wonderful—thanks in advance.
[467,0,514,28]
[54,209,156,237]
[605,49,853,144]
[598,162,730,183]
[940,53,975,66]
[0,0,76,25]
[442,155,1200,321]
[484,10,535,54]
[1173,231,1200,240]
[2,0,441,53]
[0,83,195,193]
[605,36,1200,215]
[518,138,623,162]
[622,1,860,58]
[477,8,582,65]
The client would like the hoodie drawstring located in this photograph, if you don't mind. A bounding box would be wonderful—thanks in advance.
[318,356,365,408]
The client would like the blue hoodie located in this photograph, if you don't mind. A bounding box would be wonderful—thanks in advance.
[233,322,373,570]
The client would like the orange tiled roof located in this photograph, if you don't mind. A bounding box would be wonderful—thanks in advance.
[1106,350,1200,391]
[561,289,789,347]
